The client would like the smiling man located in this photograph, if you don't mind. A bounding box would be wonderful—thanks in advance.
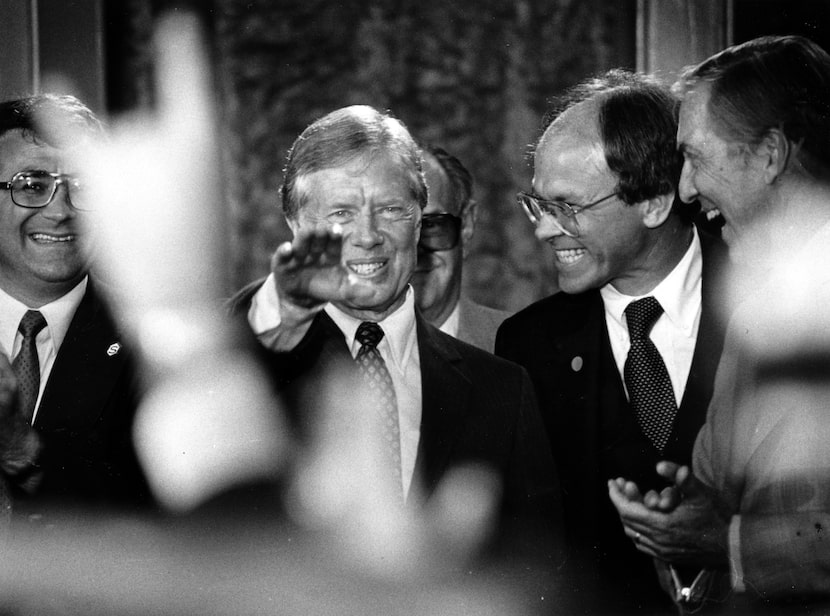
[609,35,830,612]
[0,94,151,520]
[495,70,732,613]
[234,105,562,566]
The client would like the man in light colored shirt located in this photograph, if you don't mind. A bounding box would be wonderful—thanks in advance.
[410,144,509,352]
[0,94,151,522]
[495,70,731,613]
[233,105,562,567]
[609,35,830,612]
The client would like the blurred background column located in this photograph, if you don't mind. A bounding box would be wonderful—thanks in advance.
[0,0,105,112]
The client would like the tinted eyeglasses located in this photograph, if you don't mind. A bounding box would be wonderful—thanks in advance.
[517,190,618,238]
[1,170,88,210]
[419,213,462,251]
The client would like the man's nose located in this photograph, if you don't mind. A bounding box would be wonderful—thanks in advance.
[534,214,566,242]
[351,211,382,246]
[677,161,698,204]
[41,183,75,219]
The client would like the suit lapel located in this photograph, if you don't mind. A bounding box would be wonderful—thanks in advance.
[667,230,731,463]
[549,293,617,508]
[35,282,130,432]
[413,313,470,497]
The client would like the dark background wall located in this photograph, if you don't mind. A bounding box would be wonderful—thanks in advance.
[104,0,637,310]
[101,0,828,310]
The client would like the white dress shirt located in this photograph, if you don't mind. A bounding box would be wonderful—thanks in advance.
[248,274,423,495]
[437,301,460,338]
[0,276,88,423]
[599,227,702,406]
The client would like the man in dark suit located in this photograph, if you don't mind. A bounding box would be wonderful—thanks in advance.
[411,144,509,352]
[0,95,151,522]
[234,105,561,566]
[495,70,731,612]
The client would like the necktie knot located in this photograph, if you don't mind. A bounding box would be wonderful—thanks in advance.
[625,297,663,340]
[356,321,384,351]
[18,310,46,338]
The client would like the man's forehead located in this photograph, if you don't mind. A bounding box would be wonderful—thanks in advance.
[298,151,415,203]
[0,130,72,171]
[422,154,453,214]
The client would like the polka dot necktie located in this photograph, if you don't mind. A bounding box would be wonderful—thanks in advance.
[624,297,677,452]
[13,310,47,424]
[355,321,402,498]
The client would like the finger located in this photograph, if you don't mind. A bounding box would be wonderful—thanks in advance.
[622,480,643,501]
[642,489,661,510]
[608,479,641,511]
[657,486,682,511]
[323,224,344,264]
[271,241,295,271]
[655,460,681,482]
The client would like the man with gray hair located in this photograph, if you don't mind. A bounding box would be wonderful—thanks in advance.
[610,35,830,611]
[233,105,562,564]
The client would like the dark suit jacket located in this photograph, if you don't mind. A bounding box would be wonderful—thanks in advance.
[230,282,563,564]
[495,230,731,612]
[15,280,152,518]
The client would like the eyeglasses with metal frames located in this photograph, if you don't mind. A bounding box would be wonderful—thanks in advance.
[516,190,618,238]
[1,170,88,210]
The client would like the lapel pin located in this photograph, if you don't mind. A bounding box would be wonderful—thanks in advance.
[107,342,121,357]
[571,356,583,372]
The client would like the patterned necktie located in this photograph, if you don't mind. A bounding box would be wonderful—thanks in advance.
[624,297,677,452]
[355,321,402,498]
[13,310,47,423]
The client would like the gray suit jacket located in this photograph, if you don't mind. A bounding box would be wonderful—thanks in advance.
[455,297,510,353]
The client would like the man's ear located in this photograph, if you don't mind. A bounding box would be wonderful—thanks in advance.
[460,199,477,259]
[640,192,674,229]
[757,127,791,185]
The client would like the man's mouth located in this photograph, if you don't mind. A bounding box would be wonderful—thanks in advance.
[347,260,386,276]
[703,207,726,229]
[555,247,586,265]
[30,232,76,243]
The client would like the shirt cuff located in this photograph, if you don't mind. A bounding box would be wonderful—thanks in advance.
[247,273,282,336]
[728,514,745,592]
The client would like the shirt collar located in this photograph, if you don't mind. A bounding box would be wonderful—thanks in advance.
[600,226,702,336]
[0,276,88,357]
[438,301,461,338]
[325,286,418,371]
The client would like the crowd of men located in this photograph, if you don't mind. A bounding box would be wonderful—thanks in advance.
[0,32,829,614]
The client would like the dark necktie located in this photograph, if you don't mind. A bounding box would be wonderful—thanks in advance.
[355,321,402,498]
[13,310,47,423]
[624,297,677,452]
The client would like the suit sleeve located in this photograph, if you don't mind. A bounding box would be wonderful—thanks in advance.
[740,512,830,595]
[500,365,565,566]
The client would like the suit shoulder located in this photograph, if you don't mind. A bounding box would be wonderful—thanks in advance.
[501,291,599,334]
[225,277,268,315]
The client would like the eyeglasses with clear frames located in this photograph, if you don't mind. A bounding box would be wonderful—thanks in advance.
[517,190,618,238]
[1,170,88,210]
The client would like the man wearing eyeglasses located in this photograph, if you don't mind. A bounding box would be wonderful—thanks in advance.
[411,145,509,352]
[0,95,151,523]
[495,70,731,613]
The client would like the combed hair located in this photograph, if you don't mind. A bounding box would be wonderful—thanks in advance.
[280,105,427,220]
[675,35,830,178]
[421,143,473,213]
[539,69,683,208]
[0,94,103,145]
